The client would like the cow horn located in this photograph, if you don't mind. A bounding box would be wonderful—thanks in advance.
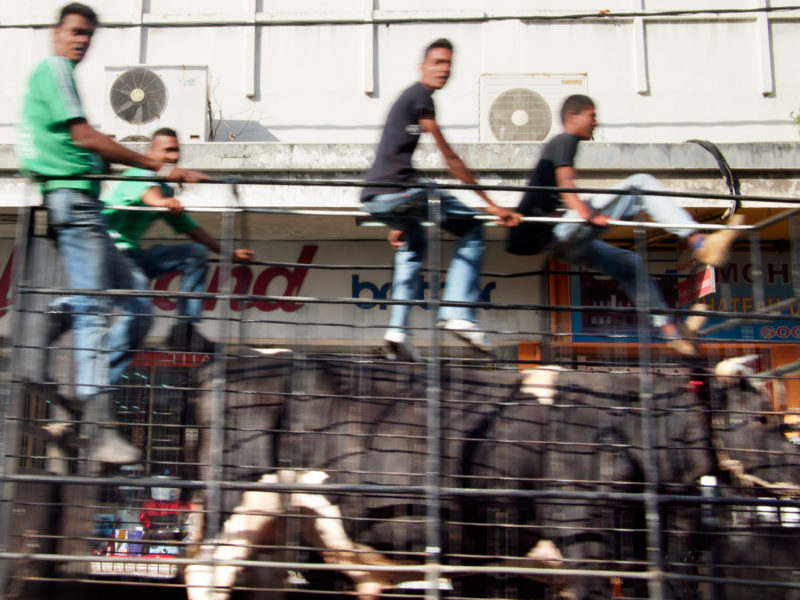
[714,354,760,378]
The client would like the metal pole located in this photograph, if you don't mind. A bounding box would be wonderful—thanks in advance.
[632,205,666,600]
[790,215,800,294]
[425,187,442,600]
[203,184,237,590]
[749,229,765,312]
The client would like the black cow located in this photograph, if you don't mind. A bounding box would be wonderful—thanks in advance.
[185,350,798,600]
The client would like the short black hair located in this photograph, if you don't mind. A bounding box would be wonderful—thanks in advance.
[151,127,179,141]
[560,94,595,124]
[424,38,453,59]
[58,3,98,27]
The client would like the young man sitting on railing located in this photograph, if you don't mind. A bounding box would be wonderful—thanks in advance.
[361,38,521,361]
[507,94,743,356]
[18,3,206,464]
[101,127,254,354]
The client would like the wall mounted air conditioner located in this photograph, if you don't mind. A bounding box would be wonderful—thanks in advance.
[479,74,588,142]
[102,65,208,143]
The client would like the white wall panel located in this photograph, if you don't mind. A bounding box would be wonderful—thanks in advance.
[0,4,798,144]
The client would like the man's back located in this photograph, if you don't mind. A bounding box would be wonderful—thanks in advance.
[507,132,580,255]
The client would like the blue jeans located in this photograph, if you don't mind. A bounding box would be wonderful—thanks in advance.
[127,242,208,322]
[362,186,484,337]
[45,189,153,397]
[551,174,698,328]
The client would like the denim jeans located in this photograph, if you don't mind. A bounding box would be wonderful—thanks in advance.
[127,242,208,321]
[45,189,153,397]
[362,186,484,337]
[551,174,698,328]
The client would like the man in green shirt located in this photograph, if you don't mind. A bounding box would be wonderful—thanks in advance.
[17,3,206,465]
[104,127,254,353]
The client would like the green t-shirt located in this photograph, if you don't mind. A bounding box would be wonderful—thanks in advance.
[103,168,197,251]
[17,56,103,196]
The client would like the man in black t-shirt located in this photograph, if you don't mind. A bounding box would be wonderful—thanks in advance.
[361,38,520,361]
[510,94,743,356]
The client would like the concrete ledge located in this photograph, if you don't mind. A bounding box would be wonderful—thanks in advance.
[2,142,799,173]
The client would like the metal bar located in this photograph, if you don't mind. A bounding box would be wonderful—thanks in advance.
[756,358,800,378]
[750,228,766,312]
[791,214,800,294]
[0,473,798,505]
[425,187,442,600]
[21,286,800,321]
[752,205,800,231]
[3,552,799,591]
[30,172,800,206]
[699,295,800,335]
[633,211,666,600]
[6,4,800,29]
[202,185,239,591]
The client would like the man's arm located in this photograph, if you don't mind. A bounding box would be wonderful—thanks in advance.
[418,115,520,227]
[141,186,183,214]
[554,165,607,227]
[69,120,206,184]
[186,225,254,262]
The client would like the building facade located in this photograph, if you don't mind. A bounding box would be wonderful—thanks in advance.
[0,1,798,390]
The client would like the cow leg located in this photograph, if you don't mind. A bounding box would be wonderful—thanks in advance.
[291,471,397,600]
[185,473,284,600]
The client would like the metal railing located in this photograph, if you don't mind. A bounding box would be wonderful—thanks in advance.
[0,174,798,600]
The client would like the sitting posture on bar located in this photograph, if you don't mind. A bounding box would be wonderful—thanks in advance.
[18,2,205,464]
[508,94,743,356]
[361,38,520,361]
[103,128,254,354]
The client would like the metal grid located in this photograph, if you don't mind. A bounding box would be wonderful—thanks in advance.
[0,178,798,600]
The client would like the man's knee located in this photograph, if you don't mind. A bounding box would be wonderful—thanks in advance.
[187,243,208,262]
[626,173,661,190]
[72,295,112,318]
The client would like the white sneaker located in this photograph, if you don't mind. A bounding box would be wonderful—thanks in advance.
[384,330,423,363]
[438,318,494,355]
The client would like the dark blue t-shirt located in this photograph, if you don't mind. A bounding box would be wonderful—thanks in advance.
[361,82,435,201]
[507,133,580,255]
[522,132,580,214]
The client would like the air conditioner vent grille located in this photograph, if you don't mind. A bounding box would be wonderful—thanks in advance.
[103,66,207,142]
[109,68,168,125]
[488,88,552,142]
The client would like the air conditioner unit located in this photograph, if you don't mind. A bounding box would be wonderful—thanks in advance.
[479,74,588,142]
[102,65,208,143]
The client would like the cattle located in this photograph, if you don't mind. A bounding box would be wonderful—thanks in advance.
[691,357,800,600]
[184,349,800,600]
